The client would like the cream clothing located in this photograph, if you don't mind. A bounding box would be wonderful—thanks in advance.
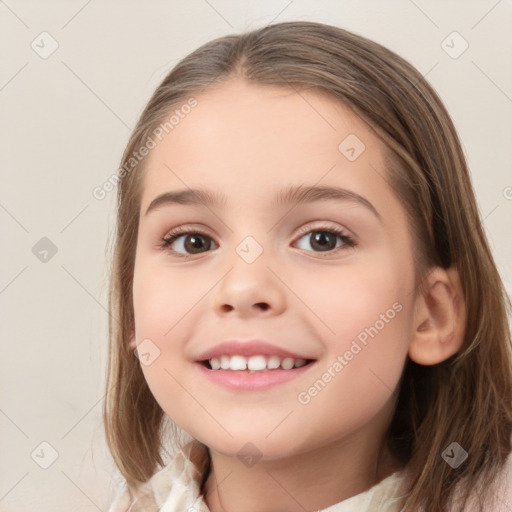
[108,439,512,511]
[107,440,406,512]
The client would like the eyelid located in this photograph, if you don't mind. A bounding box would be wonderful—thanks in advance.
[293,220,353,239]
[162,220,353,243]
[160,220,356,259]
[161,223,218,243]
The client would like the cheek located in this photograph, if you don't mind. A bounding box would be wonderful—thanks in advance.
[293,249,413,406]
[294,249,412,347]
[133,261,210,339]
[131,262,202,392]
[295,300,412,448]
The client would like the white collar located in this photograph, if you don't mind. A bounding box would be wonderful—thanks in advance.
[109,440,406,511]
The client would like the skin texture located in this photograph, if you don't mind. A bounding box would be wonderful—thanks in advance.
[131,78,465,512]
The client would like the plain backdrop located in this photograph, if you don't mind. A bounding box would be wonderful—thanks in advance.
[1,1,511,510]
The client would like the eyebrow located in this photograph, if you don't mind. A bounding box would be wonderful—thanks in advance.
[144,184,381,221]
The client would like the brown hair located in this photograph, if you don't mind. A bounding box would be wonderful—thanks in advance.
[103,21,512,511]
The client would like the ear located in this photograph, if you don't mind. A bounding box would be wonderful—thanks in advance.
[409,267,466,365]
[128,329,137,352]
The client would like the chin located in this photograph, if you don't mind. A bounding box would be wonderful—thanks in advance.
[199,432,307,464]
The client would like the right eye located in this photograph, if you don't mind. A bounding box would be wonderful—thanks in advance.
[160,227,218,258]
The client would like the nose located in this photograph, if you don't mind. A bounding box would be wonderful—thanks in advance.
[212,251,287,318]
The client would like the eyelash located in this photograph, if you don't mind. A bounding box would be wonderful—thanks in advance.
[159,223,357,259]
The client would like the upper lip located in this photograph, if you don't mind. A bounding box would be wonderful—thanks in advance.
[195,340,316,362]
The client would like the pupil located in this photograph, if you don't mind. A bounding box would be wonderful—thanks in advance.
[311,231,336,251]
[185,234,210,253]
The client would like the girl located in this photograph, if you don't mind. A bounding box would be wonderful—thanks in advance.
[103,21,512,511]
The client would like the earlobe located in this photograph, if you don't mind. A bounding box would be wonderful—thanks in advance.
[408,267,466,366]
[128,330,137,351]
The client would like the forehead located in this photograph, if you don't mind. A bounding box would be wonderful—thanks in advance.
[139,78,392,213]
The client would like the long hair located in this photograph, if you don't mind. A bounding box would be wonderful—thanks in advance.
[103,21,512,511]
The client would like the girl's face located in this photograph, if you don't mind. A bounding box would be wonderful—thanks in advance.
[132,78,418,461]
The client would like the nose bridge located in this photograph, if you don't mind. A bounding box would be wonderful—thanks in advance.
[212,232,286,316]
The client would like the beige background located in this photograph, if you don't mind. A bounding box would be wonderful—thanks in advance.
[1,1,511,510]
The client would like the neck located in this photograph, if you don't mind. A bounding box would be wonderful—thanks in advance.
[201,431,402,512]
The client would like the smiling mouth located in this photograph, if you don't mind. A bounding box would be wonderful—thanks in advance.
[201,355,316,372]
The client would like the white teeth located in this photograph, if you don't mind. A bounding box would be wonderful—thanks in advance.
[267,356,281,369]
[230,355,247,370]
[210,358,221,370]
[247,355,267,371]
[281,357,294,370]
[207,355,310,371]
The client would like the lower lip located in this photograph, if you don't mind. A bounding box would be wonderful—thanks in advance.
[195,361,316,391]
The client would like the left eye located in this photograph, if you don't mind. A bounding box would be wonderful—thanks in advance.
[161,231,218,256]
[295,229,355,253]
